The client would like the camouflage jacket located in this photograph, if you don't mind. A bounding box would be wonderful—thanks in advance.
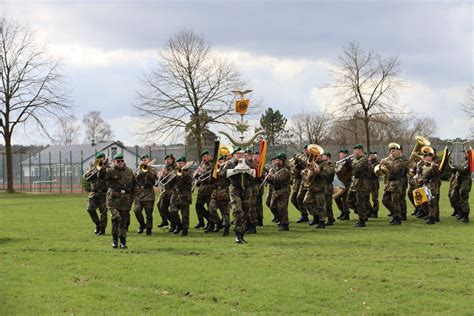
[290,153,307,179]
[349,155,370,192]
[384,156,405,193]
[451,161,472,191]
[368,158,380,182]
[161,162,176,192]
[135,166,158,202]
[210,169,230,201]
[325,161,336,193]
[170,169,193,206]
[305,160,332,193]
[85,162,107,198]
[415,160,440,195]
[268,164,290,192]
[99,164,137,210]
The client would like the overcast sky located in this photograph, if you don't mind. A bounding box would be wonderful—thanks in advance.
[2,0,472,146]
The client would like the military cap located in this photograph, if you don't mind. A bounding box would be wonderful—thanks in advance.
[368,151,378,155]
[253,151,260,155]
[233,146,242,154]
[353,144,364,150]
[140,153,150,160]
[95,152,105,159]
[339,148,349,154]
[399,145,404,150]
[323,152,332,158]
[113,152,124,160]
[218,155,226,160]
[176,156,187,162]
[274,152,287,160]
[164,153,174,160]
[388,142,401,150]
[303,144,309,149]
[200,150,210,157]
[244,148,253,154]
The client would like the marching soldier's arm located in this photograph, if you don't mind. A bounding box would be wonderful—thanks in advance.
[272,167,290,185]
[353,157,369,178]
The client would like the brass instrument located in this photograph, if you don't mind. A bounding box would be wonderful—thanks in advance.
[301,144,324,187]
[335,154,355,165]
[446,140,470,169]
[374,157,388,177]
[161,161,195,186]
[135,159,156,176]
[408,136,431,168]
[83,158,109,181]
[219,144,234,157]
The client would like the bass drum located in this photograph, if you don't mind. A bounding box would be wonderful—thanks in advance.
[336,163,352,183]
[332,174,346,199]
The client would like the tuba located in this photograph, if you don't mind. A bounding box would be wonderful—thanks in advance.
[301,144,324,187]
[408,136,430,168]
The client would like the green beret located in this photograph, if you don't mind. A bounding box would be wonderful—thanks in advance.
[95,152,105,159]
[233,146,242,154]
[244,148,253,154]
[164,154,174,160]
[303,144,309,149]
[353,144,364,150]
[113,152,124,160]
[275,152,287,160]
[253,151,259,155]
[140,154,150,160]
[368,151,377,155]
[323,152,331,158]
[339,148,349,154]
[200,150,210,157]
[176,156,186,162]
[218,155,226,160]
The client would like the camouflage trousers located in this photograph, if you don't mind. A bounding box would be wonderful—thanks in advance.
[325,188,334,221]
[290,178,302,212]
[87,194,108,228]
[449,179,471,215]
[382,190,402,218]
[109,208,130,238]
[296,186,309,216]
[346,190,370,220]
[170,204,190,229]
[271,188,290,225]
[230,186,252,233]
[303,190,326,222]
[422,194,439,218]
[157,190,172,222]
[249,186,264,224]
[335,188,350,216]
[369,180,379,213]
[195,187,212,222]
[134,200,154,229]
[209,198,230,227]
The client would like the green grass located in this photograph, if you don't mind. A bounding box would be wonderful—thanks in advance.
[0,184,473,315]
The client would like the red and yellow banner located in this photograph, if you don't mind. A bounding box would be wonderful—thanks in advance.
[257,139,267,177]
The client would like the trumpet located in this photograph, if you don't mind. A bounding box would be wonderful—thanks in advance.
[83,158,109,181]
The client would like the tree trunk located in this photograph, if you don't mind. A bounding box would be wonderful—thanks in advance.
[364,116,371,152]
[4,132,14,193]
[194,120,203,162]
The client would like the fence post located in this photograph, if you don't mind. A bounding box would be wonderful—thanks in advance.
[20,153,23,192]
[1,153,4,190]
[70,150,73,194]
[80,150,84,193]
[29,153,32,192]
[59,151,62,194]
[38,150,42,193]
[49,152,52,193]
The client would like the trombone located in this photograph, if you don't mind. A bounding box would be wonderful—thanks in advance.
[335,154,355,165]
[83,157,109,181]
[135,159,156,176]
[160,161,194,186]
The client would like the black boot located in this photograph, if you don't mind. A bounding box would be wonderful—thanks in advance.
[119,236,127,249]
[390,217,402,225]
[213,222,222,233]
[240,232,247,243]
[194,219,205,229]
[204,223,215,233]
[354,219,366,227]
[315,221,326,229]
[94,225,101,235]
[173,224,182,234]
[326,218,335,226]
[97,226,105,236]
[425,217,435,225]
[278,223,289,231]
[451,209,458,217]
[462,213,469,223]
[222,226,230,236]
[181,228,188,236]
[257,217,264,226]
[247,223,257,234]
[157,220,169,228]
[271,216,278,222]
[371,211,378,218]
[339,213,350,220]
[137,226,144,234]
[112,234,118,248]
[296,213,309,223]
[167,224,175,233]
[146,228,152,236]
[401,214,407,221]
[235,232,243,244]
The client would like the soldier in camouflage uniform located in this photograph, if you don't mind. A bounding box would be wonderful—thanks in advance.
[245,149,259,234]
[208,155,232,236]
[223,149,254,243]
[302,148,332,229]
[267,153,291,231]
[194,150,213,229]
[335,149,352,220]
[157,154,176,230]
[380,144,405,225]
[266,157,278,222]
[346,144,371,227]
[98,152,137,249]
[134,154,158,236]
[448,153,471,223]
[413,147,440,224]
[399,147,409,220]
[367,151,380,218]
[169,156,193,236]
[293,145,310,223]
[84,152,108,235]
[322,152,336,225]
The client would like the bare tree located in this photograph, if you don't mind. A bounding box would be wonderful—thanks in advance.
[53,115,80,145]
[462,85,474,138]
[329,42,403,150]
[289,110,332,147]
[82,111,114,143]
[0,20,70,192]
[134,29,243,157]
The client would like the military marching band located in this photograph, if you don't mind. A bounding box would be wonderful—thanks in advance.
[83,137,473,248]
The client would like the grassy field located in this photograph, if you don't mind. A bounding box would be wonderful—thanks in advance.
[0,184,473,315]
